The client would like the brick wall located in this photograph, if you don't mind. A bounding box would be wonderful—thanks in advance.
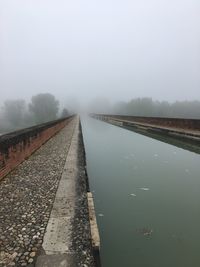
[0,116,74,180]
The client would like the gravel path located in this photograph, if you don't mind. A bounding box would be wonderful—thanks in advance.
[0,118,76,267]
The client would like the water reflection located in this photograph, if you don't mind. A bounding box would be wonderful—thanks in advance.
[82,117,200,267]
[123,125,200,155]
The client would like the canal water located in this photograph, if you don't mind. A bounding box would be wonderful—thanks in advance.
[81,117,200,267]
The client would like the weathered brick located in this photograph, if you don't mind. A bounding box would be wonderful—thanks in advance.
[0,116,74,180]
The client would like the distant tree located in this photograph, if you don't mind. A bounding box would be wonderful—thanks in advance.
[3,99,26,127]
[155,101,171,117]
[61,108,69,118]
[123,98,154,116]
[29,93,59,124]
[113,101,127,115]
[23,111,35,127]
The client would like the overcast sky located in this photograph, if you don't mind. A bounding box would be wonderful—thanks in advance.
[0,0,200,105]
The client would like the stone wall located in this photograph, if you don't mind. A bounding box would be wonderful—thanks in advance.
[93,114,200,131]
[0,116,74,180]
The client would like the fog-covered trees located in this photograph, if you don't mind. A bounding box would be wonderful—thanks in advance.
[3,99,26,127]
[88,97,112,114]
[1,93,200,135]
[113,98,200,119]
[0,93,61,133]
[61,108,69,118]
[29,93,59,123]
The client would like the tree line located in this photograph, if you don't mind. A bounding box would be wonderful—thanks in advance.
[0,93,69,134]
[1,95,200,134]
[112,98,200,119]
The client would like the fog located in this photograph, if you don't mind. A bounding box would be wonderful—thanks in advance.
[0,0,200,107]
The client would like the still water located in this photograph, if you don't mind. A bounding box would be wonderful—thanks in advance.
[81,117,200,267]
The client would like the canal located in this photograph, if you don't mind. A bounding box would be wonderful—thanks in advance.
[81,117,200,267]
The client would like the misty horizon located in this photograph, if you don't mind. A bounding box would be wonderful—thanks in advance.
[0,0,200,106]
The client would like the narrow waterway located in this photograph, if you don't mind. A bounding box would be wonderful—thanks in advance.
[81,117,200,267]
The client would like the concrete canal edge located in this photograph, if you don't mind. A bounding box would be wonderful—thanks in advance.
[87,192,101,266]
[80,120,101,267]
[35,117,101,267]
[92,114,200,144]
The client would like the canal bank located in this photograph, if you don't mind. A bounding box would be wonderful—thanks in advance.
[36,118,99,267]
[0,117,100,267]
[92,114,200,145]
[81,116,200,267]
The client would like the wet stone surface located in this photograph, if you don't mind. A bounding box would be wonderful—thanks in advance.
[0,119,75,266]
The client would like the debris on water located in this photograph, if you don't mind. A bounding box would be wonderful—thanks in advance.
[98,213,104,217]
[185,169,189,173]
[139,187,149,191]
[154,154,158,157]
[137,228,153,236]
[173,151,177,154]
[130,193,136,197]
